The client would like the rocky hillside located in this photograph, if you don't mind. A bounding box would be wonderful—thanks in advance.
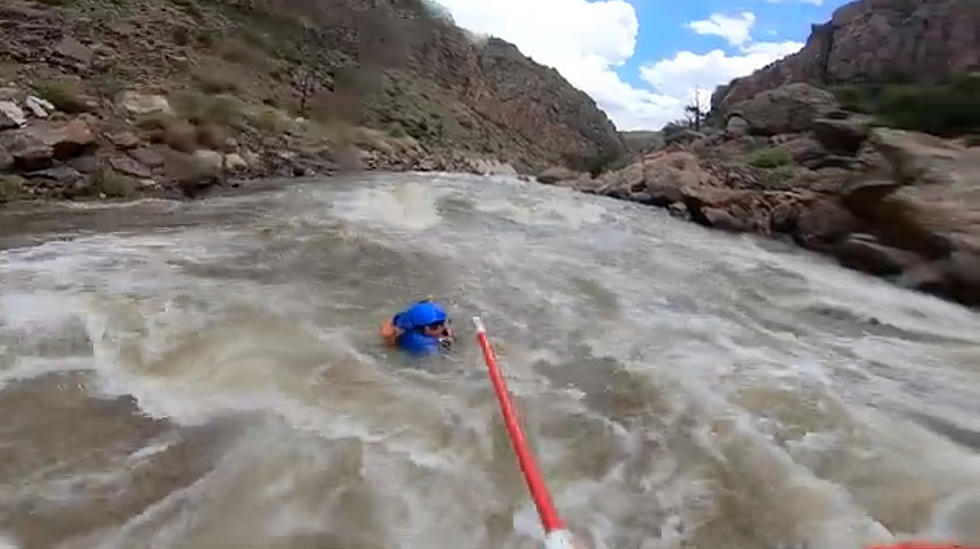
[556,83,980,308]
[541,0,980,309]
[712,0,980,111]
[0,0,623,200]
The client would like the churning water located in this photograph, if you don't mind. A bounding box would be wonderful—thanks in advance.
[1,173,978,548]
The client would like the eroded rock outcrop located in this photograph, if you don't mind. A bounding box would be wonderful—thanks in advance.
[712,0,980,112]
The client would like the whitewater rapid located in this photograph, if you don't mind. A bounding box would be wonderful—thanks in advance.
[0,173,978,548]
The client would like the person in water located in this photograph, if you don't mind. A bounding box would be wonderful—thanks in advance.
[381,299,454,354]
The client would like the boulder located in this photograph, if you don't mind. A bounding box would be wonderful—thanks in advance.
[0,145,12,172]
[841,179,901,212]
[0,120,95,171]
[224,153,248,172]
[832,233,921,275]
[0,101,26,129]
[812,117,871,155]
[165,149,222,196]
[536,165,582,184]
[703,207,750,232]
[899,261,948,292]
[871,128,968,186]
[726,84,840,136]
[807,155,860,170]
[120,92,174,117]
[664,129,705,146]
[25,165,84,186]
[0,87,19,102]
[611,161,645,193]
[643,150,715,196]
[70,155,99,174]
[668,202,688,218]
[943,252,980,304]
[771,199,802,233]
[900,252,980,306]
[776,134,829,166]
[32,120,95,159]
[193,149,224,177]
[129,147,165,168]
[795,198,861,246]
[242,150,262,168]
[55,36,94,65]
[24,96,54,118]
[725,116,749,137]
[107,131,140,149]
[109,156,151,178]
[0,131,52,170]
[645,180,685,206]
[628,192,654,205]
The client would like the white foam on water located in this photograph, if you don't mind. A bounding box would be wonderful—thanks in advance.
[1,174,979,548]
[332,182,446,231]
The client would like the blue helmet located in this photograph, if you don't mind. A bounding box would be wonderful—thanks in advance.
[393,300,448,331]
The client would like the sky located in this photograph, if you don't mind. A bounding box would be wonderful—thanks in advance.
[434,0,853,130]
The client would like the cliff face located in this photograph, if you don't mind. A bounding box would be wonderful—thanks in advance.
[712,0,980,112]
[223,0,625,168]
[197,0,624,171]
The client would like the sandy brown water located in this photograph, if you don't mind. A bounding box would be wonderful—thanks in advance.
[0,173,978,548]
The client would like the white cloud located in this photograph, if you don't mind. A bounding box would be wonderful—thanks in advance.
[640,40,803,109]
[435,0,677,130]
[765,0,823,5]
[688,12,756,46]
[435,1,804,130]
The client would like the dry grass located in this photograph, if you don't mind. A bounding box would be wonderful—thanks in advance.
[35,78,89,113]
[245,106,292,134]
[164,120,198,152]
[174,91,245,126]
[0,175,24,202]
[91,168,136,198]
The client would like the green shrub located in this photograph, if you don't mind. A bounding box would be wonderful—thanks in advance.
[603,154,633,173]
[950,72,980,93]
[94,73,125,101]
[173,27,191,46]
[247,107,291,134]
[750,147,793,169]
[0,175,24,202]
[174,91,244,126]
[876,82,980,134]
[92,168,136,198]
[164,120,199,152]
[195,29,217,48]
[831,73,980,135]
[831,85,874,114]
[171,0,203,18]
[195,74,238,95]
[662,119,691,138]
[388,125,407,138]
[135,111,177,130]
[35,78,88,113]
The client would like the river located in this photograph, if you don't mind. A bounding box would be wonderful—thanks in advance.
[1,173,978,549]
